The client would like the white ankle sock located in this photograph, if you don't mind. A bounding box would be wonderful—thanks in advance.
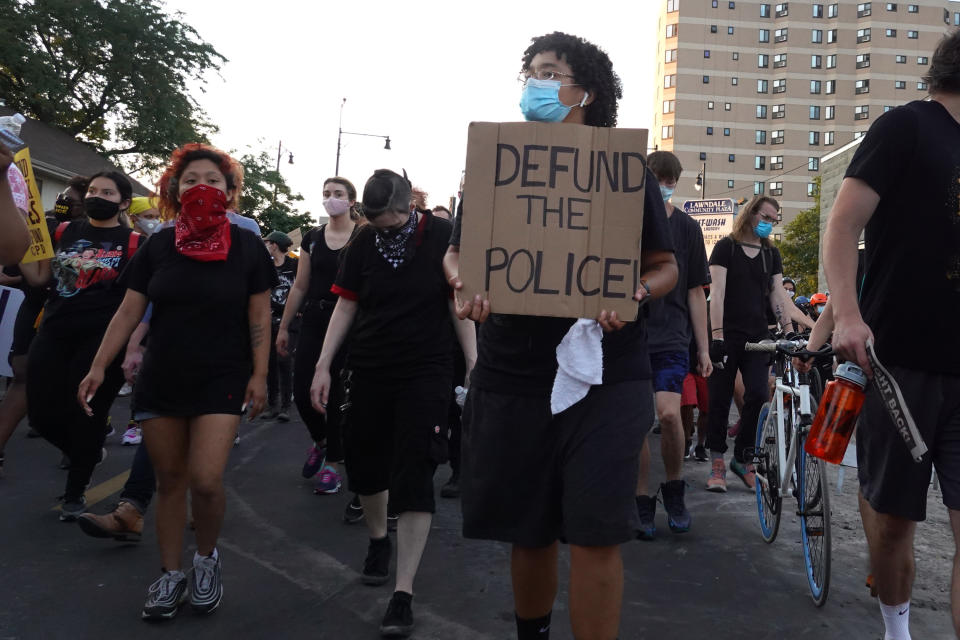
[194,548,218,564]
[879,600,911,640]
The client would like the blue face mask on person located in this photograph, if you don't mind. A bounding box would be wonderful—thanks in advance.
[755,220,773,238]
[816,304,825,314]
[659,185,674,203]
[520,78,582,122]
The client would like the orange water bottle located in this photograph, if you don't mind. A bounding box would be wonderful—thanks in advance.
[805,362,868,464]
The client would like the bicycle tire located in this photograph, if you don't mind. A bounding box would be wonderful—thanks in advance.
[799,446,832,606]
[755,402,782,543]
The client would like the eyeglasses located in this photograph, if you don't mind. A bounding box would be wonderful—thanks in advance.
[518,69,580,86]
[758,211,779,223]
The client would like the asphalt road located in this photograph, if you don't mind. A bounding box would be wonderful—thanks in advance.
[0,396,953,639]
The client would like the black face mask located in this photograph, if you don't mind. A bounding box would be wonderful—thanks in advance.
[84,196,120,221]
[54,195,74,222]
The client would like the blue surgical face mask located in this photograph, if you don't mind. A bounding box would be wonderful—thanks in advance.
[659,185,674,203]
[520,78,572,122]
[755,220,773,238]
[816,304,825,314]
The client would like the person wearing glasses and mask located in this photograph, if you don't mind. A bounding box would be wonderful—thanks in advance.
[704,196,814,494]
[128,197,163,237]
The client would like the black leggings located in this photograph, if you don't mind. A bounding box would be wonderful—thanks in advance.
[268,323,295,409]
[293,303,346,462]
[705,333,771,463]
[27,324,125,499]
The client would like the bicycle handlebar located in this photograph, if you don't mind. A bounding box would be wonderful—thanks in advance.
[744,339,834,360]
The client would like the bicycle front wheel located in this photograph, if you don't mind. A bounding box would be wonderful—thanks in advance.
[755,402,781,543]
[798,446,832,606]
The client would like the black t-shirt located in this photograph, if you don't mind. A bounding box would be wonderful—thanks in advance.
[451,167,675,395]
[844,100,960,374]
[302,226,344,304]
[42,221,138,333]
[270,255,298,320]
[333,212,454,378]
[647,208,711,354]
[122,226,278,414]
[709,236,782,340]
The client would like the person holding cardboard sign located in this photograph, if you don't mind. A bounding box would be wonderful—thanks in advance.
[445,32,677,640]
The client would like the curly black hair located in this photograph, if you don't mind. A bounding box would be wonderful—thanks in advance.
[922,29,960,95]
[522,32,623,128]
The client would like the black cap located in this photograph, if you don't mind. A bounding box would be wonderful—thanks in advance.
[265,231,292,250]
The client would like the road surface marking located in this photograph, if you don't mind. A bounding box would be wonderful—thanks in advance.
[51,470,130,511]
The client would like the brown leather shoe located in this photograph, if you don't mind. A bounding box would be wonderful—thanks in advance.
[76,500,143,542]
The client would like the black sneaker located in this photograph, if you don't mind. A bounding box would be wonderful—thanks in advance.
[276,410,290,422]
[344,494,364,524]
[694,445,708,462]
[190,551,223,613]
[661,480,692,533]
[362,536,391,586]
[59,495,86,522]
[387,513,398,532]
[440,472,460,498]
[635,495,656,540]
[380,591,414,637]
[142,570,188,620]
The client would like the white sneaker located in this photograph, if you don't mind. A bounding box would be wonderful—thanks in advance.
[118,382,133,397]
[233,434,240,447]
[122,425,142,446]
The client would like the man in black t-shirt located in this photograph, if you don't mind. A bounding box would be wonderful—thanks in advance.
[823,31,960,640]
[263,231,298,420]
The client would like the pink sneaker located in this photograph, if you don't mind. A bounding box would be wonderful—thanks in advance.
[301,444,326,479]
[730,460,756,489]
[727,420,741,438]
[313,465,341,495]
[706,458,728,493]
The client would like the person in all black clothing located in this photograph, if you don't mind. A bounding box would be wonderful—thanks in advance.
[78,144,277,621]
[263,230,298,422]
[445,32,678,640]
[704,196,813,493]
[20,171,139,519]
[311,169,476,637]
[277,177,361,498]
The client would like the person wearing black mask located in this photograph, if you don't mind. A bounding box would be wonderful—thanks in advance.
[19,171,139,520]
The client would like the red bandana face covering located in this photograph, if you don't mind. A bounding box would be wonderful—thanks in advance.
[174,184,231,261]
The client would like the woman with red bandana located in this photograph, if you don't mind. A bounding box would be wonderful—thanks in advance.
[78,144,278,621]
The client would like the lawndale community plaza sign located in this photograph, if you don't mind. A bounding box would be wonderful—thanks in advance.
[683,198,736,257]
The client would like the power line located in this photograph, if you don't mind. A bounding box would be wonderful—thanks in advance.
[702,157,815,198]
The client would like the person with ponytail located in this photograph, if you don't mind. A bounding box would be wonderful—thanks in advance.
[77,143,278,621]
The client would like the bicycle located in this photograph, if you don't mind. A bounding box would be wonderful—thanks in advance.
[746,336,832,607]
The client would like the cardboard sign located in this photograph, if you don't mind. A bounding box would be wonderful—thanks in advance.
[689,212,734,257]
[11,145,54,264]
[459,122,648,320]
[0,286,25,377]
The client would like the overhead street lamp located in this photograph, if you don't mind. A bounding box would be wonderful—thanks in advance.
[335,97,391,176]
[693,162,706,200]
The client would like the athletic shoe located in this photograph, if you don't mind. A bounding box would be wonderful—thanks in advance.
[233,434,239,447]
[380,591,414,637]
[190,550,223,613]
[362,536,392,586]
[59,495,87,522]
[276,409,290,422]
[729,459,757,490]
[440,472,460,498]
[142,570,188,620]
[77,500,143,542]
[122,423,142,446]
[652,424,662,435]
[683,439,693,460]
[694,445,708,462]
[104,416,114,438]
[302,444,326,479]
[635,495,657,540]
[344,494,364,524]
[118,382,133,397]
[313,465,341,494]
[706,458,728,493]
[387,513,398,532]
[661,480,692,533]
[98,447,107,466]
[727,420,741,438]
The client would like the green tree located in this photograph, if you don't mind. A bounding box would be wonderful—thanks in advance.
[237,148,311,234]
[775,176,820,296]
[0,0,226,170]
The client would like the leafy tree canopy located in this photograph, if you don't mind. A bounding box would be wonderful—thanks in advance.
[237,148,311,235]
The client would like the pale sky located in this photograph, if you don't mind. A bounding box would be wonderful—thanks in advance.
[162,0,662,226]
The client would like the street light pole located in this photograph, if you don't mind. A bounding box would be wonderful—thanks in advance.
[335,97,391,175]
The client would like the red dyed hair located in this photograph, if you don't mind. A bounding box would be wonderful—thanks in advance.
[156,143,244,220]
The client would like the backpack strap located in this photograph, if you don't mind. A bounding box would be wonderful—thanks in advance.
[54,221,70,245]
[127,231,140,259]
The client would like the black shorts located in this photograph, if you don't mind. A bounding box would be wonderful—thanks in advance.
[857,367,960,521]
[461,380,654,548]
[343,371,450,514]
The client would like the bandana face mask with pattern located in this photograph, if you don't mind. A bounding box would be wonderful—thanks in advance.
[374,210,418,269]
[174,184,231,261]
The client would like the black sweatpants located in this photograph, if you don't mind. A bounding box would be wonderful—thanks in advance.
[293,303,346,462]
[268,322,295,410]
[705,332,771,463]
[27,323,125,499]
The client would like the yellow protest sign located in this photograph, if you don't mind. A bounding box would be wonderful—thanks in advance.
[13,146,54,264]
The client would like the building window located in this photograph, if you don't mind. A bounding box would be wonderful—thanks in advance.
[907,4,918,12]
[724,127,731,136]
[810,105,821,119]
[886,2,897,10]
[728,154,736,162]
[725,102,732,111]
[666,24,678,38]
[665,49,678,63]
[700,152,708,160]
[886,28,897,37]
[775,3,789,17]
[703,75,710,84]
[946,7,951,23]
[707,100,715,109]
[807,183,817,196]
[712,0,718,6]
[771,155,784,169]
[775,28,788,42]
[707,127,714,135]
[772,104,786,118]
[809,157,820,171]
[812,3,823,17]
[773,79,786,93]
[955,12,960,26]
[811,29,823,43]
[856,53,871,68]
[855,79,870,94]
[732,76,739,86]
[828,3,838,18]
[770,181,783,196]
[825,79,836,94]
[663,100,675,113]
[732,51,740,60]
[884,105,894,112]
[665,74,677,88]
[728,179,735,188]
[704,50,711,58]
[756,130,767,144]
[759,29,770,43]
[772,130,785,144]
[810,80,822,94]
[809,131,820,145]
[826,54,837,69]
[895,80,906,89]
[895,55,907,63]
[857,2,872,17]
[907,30,918,39]
[774,53,787,68]
[854,131,866,140]
[755,155,766,169]
[811,55,822,68]
[754,181,766,195]
[918,56,929,65]
[855,105,870,120]
[760,3,771,17]
[825,105,835,119]
[667,0,679,11]
[729,1,735,8]
[711,24,718,33]
[918,81,929,91]
[825,131,835,145]
[757,79,769,93]
[662,126,674,139]
[857,28,871,43]
[756,105,768,118]
[827,28,838,43]
[758,54,769,67]
[728,26,735,34]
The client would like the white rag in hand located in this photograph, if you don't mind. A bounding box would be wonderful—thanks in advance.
[551,318,604,415]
